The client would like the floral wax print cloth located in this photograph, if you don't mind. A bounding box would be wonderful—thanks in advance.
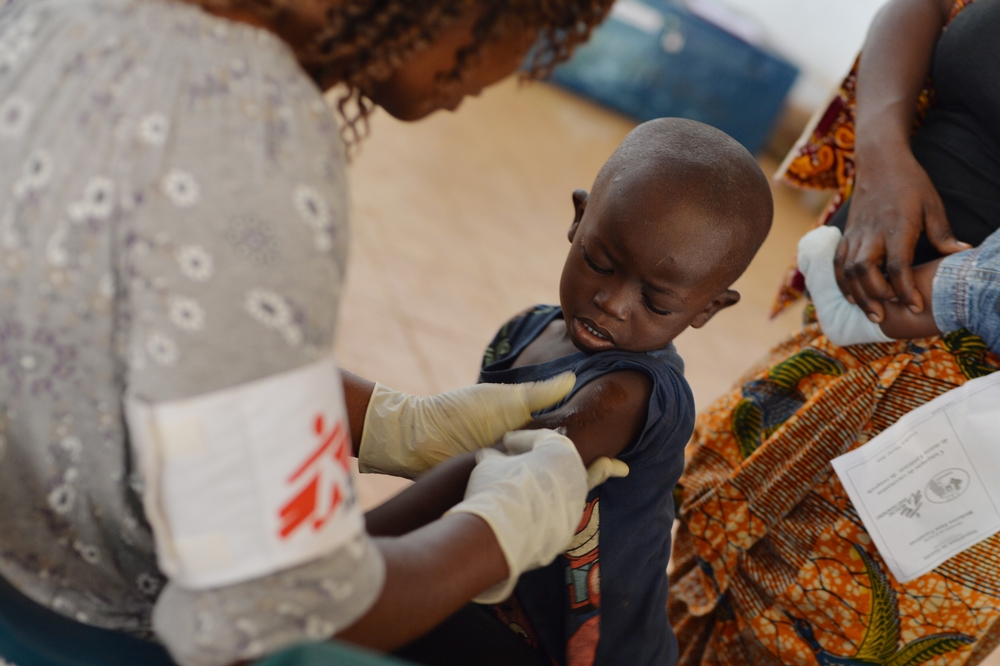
[770,0,975,318]
[668,315,1000,666]
[0,1,384,664]
[670,1,1000,664]
[671,0,1000,661]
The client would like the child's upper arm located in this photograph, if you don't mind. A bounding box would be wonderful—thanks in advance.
[528,370,653,466]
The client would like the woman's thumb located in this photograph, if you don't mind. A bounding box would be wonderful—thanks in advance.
[926,202,970,255]
[524,372,576,412]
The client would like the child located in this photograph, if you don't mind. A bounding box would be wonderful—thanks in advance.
[477,118,774,666]
[798,223,1000,354]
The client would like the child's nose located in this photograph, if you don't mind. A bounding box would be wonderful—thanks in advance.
[593,287,628,320]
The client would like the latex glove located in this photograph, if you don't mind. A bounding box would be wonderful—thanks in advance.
[358,373,576,479]
[446,429,587,604]
[799,225,893,346]
[512,428,627,490]
[586,456,629,490]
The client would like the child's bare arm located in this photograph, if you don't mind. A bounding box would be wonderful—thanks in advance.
[365,453,477,537]
[525,370,652,466]
[800,225,945,344]
[878,259,942,339]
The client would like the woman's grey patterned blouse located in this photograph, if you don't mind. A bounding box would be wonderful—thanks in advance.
[0,1,385,663]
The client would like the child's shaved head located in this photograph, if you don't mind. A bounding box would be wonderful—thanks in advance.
[593,118,773,286]
[559,118,774,354]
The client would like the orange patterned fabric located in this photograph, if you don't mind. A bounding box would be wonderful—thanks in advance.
[670,318,1000,665]
[771,0,975,317]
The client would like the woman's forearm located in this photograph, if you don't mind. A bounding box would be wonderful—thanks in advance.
[336,513,508,652]
[854,0,949,158]
[342,369,375,456]
[836,0,960,316]
[365,453,477,537]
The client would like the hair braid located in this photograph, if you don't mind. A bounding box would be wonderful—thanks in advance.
[183,0,614,144]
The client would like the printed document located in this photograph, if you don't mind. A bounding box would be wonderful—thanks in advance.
[831,370,1000,583]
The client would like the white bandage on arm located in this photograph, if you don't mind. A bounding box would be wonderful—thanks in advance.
[125,355,365,590]
[798,225,894,347]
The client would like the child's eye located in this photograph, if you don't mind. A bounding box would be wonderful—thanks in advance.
[643,294,671,316]
[582,248,612,275]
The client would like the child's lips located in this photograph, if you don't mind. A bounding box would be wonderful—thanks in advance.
[573,317,615,350]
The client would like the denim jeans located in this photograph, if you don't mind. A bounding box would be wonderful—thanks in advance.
[933,226,1000,354]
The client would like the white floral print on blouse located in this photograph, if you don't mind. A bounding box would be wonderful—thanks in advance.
[0,0,380,662]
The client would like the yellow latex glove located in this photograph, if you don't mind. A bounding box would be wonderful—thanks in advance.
[585,456,630,490]
[448,429,588,603]
[358,373,576,479]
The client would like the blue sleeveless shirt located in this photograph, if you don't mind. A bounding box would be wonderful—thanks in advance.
[479,306,694,666]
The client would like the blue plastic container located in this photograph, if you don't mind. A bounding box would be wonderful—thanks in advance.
[547,0,798,154]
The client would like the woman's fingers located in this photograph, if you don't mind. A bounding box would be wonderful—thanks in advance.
[833,236,856,303]
[924,195,969,256]
[843,237,891,322]
[523,372,576,413]
[879,191,955,314]
[586,457,629,490]
[824,157,956,328]
[883,227,923,313]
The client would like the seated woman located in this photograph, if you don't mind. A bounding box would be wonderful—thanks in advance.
[668,0,1000,664]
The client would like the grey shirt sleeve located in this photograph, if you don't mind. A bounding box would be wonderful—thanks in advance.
[153,535,385,666]
[125,111,386,663]
[103,4,385,663]
[0,2,385,656]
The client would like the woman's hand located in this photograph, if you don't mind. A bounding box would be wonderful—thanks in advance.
[339,428,588,651]
[356,373,576,479]
[832,0,963,323]
[835,149,966,322]
[446,428,588,604]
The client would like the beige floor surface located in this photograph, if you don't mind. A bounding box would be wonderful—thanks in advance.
[336,77,1000,666]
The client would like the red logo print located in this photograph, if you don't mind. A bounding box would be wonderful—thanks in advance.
[278,414,352,540]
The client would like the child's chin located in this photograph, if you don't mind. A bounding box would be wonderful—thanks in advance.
[570,339,602,354]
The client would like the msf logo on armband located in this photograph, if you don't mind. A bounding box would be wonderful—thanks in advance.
[127,356,364,589]
[278,414,353,540]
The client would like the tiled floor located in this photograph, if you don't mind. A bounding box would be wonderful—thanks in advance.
[337,77,1000,666]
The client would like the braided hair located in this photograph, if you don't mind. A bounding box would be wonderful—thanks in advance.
[185,0,614,143]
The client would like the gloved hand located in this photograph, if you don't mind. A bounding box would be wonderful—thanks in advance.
[798,225,893,346]
[446,428,588,604]
[358,373,576,479]
[586,456,629,490]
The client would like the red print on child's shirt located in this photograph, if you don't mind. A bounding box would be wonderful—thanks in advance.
[278,414,351,539]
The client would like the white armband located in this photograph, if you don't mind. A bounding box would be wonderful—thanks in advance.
[125,356,364,590]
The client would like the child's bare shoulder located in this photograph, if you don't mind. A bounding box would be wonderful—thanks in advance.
[530,370,652,466]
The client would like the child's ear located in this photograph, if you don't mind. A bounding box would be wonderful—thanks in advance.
[568,189,589,242]
[690,289,740,329]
